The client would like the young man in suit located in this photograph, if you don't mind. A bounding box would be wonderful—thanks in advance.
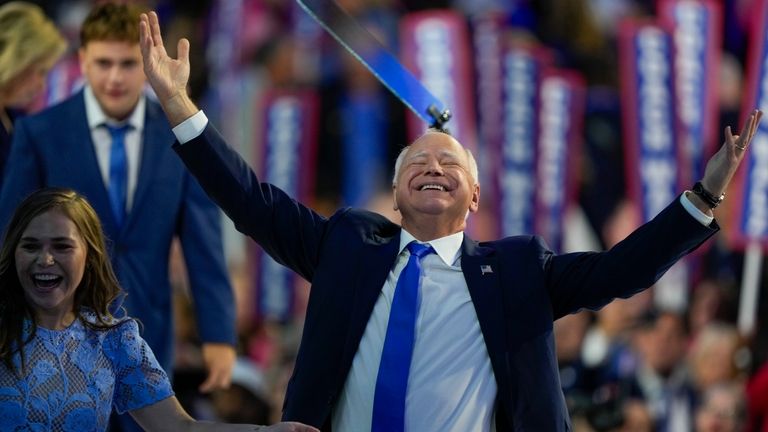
[0,4,237,431]
[139,11,762,432]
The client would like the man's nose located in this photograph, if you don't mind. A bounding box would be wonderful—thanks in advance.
[424,159,444,175]
[108,65,123,82]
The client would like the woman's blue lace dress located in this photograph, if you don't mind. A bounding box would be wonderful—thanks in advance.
[0,311,173,431]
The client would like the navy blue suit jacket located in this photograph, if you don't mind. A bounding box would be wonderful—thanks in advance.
[0,91,235,370]
[175,124,717,431]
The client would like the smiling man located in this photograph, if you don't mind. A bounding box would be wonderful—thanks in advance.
[0,4,237,432]
[139,10,762,432]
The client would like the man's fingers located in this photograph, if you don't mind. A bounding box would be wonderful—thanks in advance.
[744,110,762,144]
[742,111,757,144]
[139,19,152,59]
[750,110,763,141]
[198,368,231,393]
[733,111,758,152]
[149,11,164,47]
[177,38,190,66]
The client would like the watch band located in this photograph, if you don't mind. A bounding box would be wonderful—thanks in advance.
[692,181,725,209]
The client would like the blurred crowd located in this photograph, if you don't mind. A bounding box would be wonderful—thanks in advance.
[10,0,768,430]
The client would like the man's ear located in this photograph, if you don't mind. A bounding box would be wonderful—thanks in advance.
[468,183,480,213]
[392,184,399,211]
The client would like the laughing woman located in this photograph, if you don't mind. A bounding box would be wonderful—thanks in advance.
[0,188,316,432]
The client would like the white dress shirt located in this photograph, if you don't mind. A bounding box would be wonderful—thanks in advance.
[333,230,497,432]
[84,85,145,211]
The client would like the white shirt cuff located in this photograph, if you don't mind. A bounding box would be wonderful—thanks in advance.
[172,110,208,144]
[680,192,714,226]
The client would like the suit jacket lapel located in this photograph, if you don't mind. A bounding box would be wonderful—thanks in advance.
[461,237,509,396]
[65,92,121,235]
[339,231,401,380]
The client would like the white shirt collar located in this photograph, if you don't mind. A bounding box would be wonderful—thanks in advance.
[84,85,146,130]
[399,229,463,266]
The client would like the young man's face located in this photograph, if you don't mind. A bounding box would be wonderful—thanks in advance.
[79,40,145,120]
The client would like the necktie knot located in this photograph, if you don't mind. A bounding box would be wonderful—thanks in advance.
[104,123,132,138]
[407,241,433,259]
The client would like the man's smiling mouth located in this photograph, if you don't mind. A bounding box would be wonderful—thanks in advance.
[419,184,446,191]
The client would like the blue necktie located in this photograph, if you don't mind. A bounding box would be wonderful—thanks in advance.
[372,241,433,432]
[105,124,131,228]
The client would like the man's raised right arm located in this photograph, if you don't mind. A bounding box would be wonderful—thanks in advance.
[139,11,326,281]
[139,12,198,129]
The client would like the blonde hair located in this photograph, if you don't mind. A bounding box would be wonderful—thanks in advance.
[0,2,67,90]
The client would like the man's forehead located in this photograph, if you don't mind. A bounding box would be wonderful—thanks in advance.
[407,147,461,159]
[82,40,141,55]
[408,132,463,156]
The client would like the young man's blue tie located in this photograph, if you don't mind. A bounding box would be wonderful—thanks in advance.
[105,124,131,228]
[372,241,434,432]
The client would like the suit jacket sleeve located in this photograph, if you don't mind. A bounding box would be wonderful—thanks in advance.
[178,170,237,344]
[541,198,718,319]
[173,123,329,283]
[0,117,44,233]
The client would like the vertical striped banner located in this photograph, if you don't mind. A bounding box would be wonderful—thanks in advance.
[498,44,550,237]
[619,20,688,310]
[659,0,722,186]
[472,13,505,239]
[400,10,478,152]
[731,0,768,335]
[731,0,768,248]
[253,90,319,322]
[619,20,681,222]
[534,70,586,253]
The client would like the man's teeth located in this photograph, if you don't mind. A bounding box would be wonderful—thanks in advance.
[420,184,445,191]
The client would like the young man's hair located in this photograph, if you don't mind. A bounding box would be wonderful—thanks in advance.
[80,2,146,47]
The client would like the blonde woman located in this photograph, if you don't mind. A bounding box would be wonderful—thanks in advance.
[0,2,67,184]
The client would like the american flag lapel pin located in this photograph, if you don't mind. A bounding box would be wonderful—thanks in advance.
[480,264,493,275]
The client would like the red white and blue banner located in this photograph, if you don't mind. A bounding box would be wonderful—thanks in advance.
[471,13,506,240]
[619,20,682,223]
[498,44,550,237]
[400,10,478,153]
[253,90,319,322]
[731,0,768,248]
[472,13,505,196]
[659,0,721,187]
[534,70,586,253]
